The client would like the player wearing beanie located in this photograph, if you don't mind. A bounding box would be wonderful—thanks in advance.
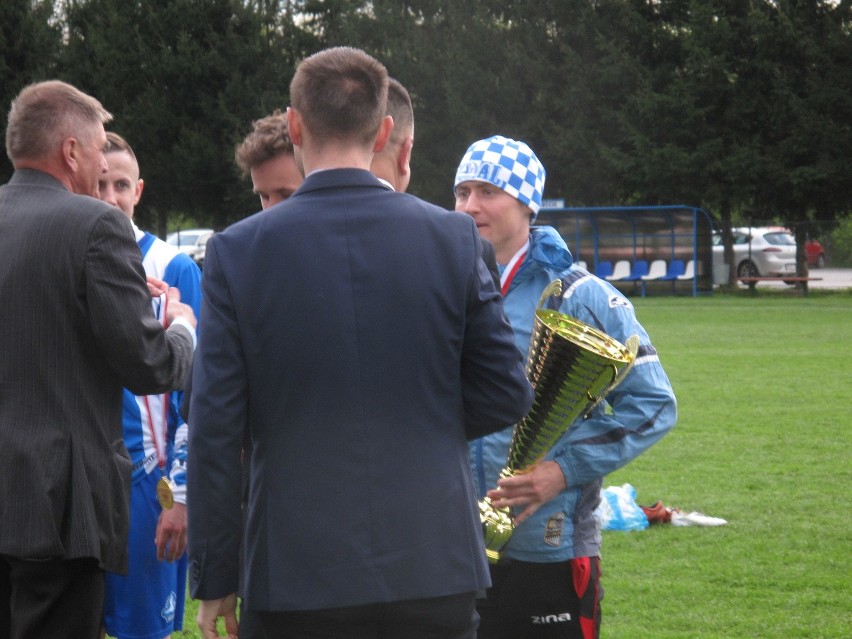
[454,135,677,639]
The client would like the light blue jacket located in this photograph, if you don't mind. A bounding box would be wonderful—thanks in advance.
[469,226,677,562]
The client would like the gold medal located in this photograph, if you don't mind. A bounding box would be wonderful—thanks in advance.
[156,476,175,510]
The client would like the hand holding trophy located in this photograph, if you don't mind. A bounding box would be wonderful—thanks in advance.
[480,280,639,563]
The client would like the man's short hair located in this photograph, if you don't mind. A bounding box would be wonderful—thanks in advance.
[234,109,293,176]
[105,131,137,161]
[386,78,413,148]
[290,47,388,147]
[6,80,112,163]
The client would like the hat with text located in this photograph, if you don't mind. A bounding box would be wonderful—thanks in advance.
[454,135,546,220]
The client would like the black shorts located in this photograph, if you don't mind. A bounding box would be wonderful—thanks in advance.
[477,557,602,639]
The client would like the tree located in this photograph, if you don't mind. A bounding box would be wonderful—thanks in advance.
[58,0,310,232]
[0,0,62,182]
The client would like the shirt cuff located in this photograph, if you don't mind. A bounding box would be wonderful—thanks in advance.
[169,317,197,350]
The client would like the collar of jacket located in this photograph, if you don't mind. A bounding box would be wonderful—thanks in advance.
[295,168,391,196]
[527,225,575,275]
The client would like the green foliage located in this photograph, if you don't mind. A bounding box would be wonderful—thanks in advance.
[3,0,851,232]
[827,214,852,267]
[57,0,311,232]
[0,0,62,182]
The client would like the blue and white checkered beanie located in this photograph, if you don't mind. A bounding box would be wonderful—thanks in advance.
[454,135,546,221]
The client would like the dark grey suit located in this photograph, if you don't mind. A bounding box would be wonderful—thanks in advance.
[0,169,194,575]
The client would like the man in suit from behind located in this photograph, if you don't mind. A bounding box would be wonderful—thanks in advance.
[187,46,534,639]
[369,77,501,292]
[0,80,197,639]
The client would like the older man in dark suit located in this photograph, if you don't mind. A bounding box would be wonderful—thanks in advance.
[187,47,533,639]
[0,80,197,639]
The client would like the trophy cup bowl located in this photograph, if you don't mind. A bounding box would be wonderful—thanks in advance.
[480,280,639,563]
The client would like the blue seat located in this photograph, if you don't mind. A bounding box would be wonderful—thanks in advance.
[595,261,613,279]
[620,260,649,294]
[641,259,685,296]
[623,260,649,282]
[660,259,685,281]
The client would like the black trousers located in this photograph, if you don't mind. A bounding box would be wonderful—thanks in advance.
[256,591,479,639]
[0,555,104,639]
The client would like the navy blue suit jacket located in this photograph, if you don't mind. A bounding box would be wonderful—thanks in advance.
[188,169,532,611]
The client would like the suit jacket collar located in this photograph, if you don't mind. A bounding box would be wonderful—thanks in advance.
[9,168,67,190]
[295,168,393,197]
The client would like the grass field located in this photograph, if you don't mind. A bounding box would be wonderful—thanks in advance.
[167,290,852,638]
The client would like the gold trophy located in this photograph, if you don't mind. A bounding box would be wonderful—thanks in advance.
[480,280,639,563]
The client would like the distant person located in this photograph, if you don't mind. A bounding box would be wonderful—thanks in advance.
[0,80,196,639]
[453,135,677,639]
[97,132,202,639]
[235,109,303,209]
[187,47,533,639]
[369,77,500,291]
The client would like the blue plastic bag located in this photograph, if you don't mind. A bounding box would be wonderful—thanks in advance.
[596,483,649,531]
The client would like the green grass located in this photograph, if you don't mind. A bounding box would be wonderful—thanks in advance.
[602,290,852,638]
[166,290,852,638]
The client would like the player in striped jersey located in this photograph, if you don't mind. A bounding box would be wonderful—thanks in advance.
[98,132,202,639]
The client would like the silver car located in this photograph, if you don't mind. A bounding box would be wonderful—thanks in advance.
[712,227,797,278]
[166,228,214,266]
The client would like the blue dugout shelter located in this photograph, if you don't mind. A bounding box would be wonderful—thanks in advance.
[534,204,716,297]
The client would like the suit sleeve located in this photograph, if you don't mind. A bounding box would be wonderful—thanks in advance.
[85,209,194,395]
[460,221,534,440]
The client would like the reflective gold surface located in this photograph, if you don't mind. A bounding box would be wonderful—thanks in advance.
[480,280,638,563]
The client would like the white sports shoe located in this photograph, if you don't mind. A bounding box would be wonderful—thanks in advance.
[670,510,727,527]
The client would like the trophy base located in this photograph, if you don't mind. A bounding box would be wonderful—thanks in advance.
[479,497,513,565]
[484,548,503,564]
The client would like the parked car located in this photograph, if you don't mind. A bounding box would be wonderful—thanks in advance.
[166,228,213,266]
[806,239,826,268]
[712,227,797,279]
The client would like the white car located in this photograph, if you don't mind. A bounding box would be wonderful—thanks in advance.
[712,227,797,279]
[166,228,213,265]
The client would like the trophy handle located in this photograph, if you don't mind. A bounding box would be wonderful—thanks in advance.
[536,279,564,311]
[582,334,640,418]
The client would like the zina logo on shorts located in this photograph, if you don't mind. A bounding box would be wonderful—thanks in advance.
[532,612,572,624]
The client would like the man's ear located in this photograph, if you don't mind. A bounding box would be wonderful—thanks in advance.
[373,115,394,153]
[287,107,303,146]
[397,136,413,178]
[62,137,79,172]
[134,179,145,207]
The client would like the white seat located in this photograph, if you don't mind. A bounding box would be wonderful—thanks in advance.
[640,259,667,281]
[576,260,588,270]
[605,260,631,281]
[677,259,695,280]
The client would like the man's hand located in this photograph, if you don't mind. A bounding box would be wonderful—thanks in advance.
[486,460,567,526]
[165,286,197,330]
[197,594,239,639]
[147,275,168,297]
[155,502,187,562]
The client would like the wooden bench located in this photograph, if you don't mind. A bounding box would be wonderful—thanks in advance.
[738,276,823,296]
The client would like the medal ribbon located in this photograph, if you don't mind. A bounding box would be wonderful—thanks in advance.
[143,292,169,474]
[500,241,530,296]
